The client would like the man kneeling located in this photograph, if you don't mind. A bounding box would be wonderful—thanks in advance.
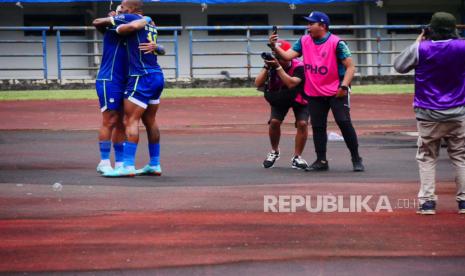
[255,40,310,170]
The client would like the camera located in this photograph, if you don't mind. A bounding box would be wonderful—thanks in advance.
[261,52,274,61]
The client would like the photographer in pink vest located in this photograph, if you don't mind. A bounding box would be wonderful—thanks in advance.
[255,40,310,170]
[269,11,364,172]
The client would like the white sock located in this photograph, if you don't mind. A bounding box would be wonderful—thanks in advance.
[99,159,111,166]
[115,162,124,168]
[126,165,135,170]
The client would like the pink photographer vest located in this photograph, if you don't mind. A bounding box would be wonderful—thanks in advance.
[301,34,340,97]
[268,58,307,104]
[289,59,307,104]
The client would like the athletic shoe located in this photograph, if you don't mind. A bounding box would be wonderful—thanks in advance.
[114,162,124,170]
[306,159,329,171]
[263,150,280,168]
[417,200,436,215]
[136,164,162,176]
[96,163,113,174]
[352,157,365,172]
[102,166,136,177]
[291,156,308,170]
[458,201,465,214]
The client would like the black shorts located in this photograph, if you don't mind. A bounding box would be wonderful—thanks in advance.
[269,103,310,126]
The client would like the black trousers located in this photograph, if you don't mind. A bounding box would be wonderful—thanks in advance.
[308,95,360,161]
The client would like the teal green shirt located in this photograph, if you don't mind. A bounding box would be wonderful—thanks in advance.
[292,32,351,79]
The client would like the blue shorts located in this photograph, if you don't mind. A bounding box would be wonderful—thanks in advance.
[96,79,126,112]
[125,72,164,109]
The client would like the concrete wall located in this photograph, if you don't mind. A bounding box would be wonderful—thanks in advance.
[0,0,463,80]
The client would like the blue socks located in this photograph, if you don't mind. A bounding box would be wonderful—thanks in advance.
[113,143,124,164]
[123,142,138,168]
[149,143,160,166]
[101,141,159,169]
[99,141,111,160]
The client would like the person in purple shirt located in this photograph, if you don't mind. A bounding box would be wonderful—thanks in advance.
[394,12,465,215]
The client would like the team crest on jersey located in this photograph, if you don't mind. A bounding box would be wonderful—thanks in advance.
[321,51,327,58]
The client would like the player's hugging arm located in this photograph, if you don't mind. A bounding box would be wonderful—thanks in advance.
[116,17,151,36]
[139,42,165,55]
[92,17,114,33]
[92,10,124,32]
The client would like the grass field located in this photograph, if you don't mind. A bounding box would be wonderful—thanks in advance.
[0,84,413,101]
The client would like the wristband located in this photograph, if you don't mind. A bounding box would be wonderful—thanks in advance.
[155,45,165,55]
[340,85,349,91]
[275,66,283,71]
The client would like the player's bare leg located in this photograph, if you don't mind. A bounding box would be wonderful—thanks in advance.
[124,100,146,145]
[137,104,162,176]
[98,110,120,141]
[97,110,121,174]
[111,110,126,169]
[103,100,144,177]
[142,104,160,144]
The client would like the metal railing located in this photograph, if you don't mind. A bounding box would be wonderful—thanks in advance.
[333,24,425,75]
[0,24,443,80]
[186,25,425,79]
[0,26,49,79]
[54,26,182,80]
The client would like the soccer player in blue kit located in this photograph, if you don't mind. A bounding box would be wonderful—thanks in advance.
[100,0,165,177]
[93,5,127,175]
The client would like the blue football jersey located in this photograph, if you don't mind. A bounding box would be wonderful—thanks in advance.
[113,13,162,76]
[96,24,128,82]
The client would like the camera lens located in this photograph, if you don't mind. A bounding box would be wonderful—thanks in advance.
[261,52,274,61]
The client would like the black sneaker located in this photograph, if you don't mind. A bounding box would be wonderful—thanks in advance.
[306,159,329,171]
[458,201,465,214]
[352,157,365,172]
[291,156,308,170]
[417,200,436,215]
[263,150,280,168]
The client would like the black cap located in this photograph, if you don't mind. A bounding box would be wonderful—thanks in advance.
[429,12,456,34]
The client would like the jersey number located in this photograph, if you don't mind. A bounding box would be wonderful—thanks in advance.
[147,32,157,43]
[146,31,158,55]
